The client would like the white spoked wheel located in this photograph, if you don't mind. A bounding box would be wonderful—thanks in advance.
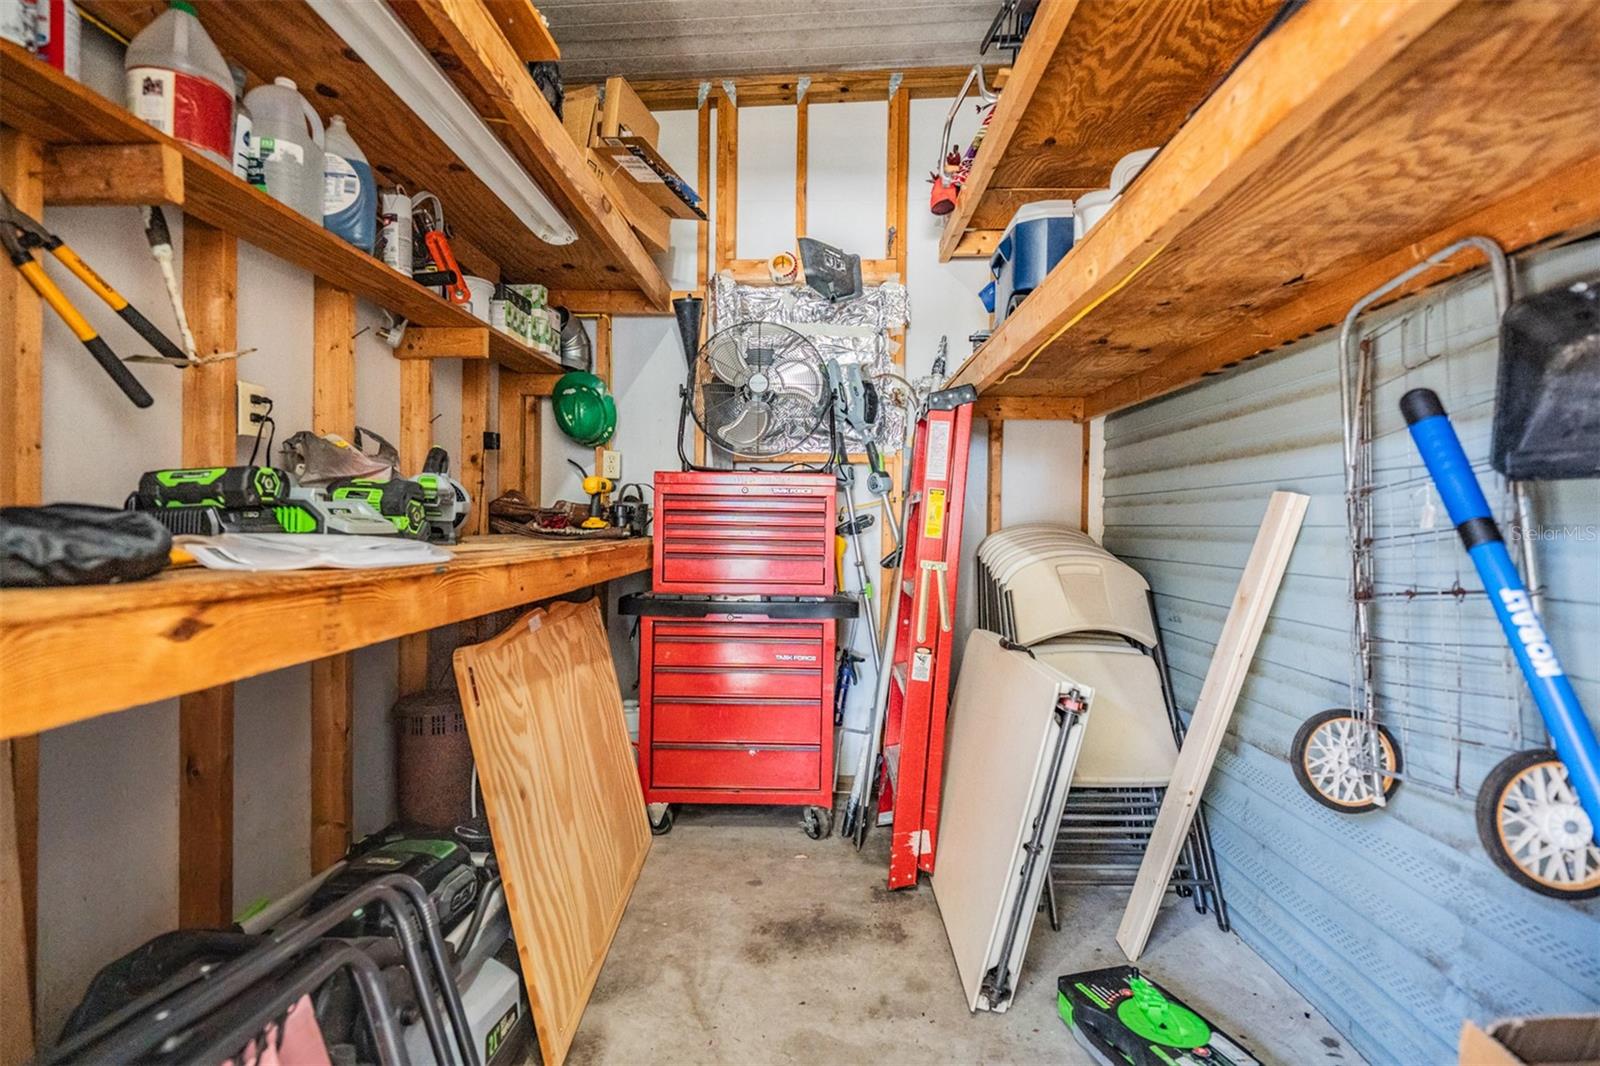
[1290,709,1402,813]
[1477,749,1600,900]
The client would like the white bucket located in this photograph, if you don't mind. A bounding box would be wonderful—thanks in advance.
[1074,189,1119,241]
[464,275,495,322]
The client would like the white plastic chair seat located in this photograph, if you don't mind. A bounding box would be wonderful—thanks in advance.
[1032,640,1176,788]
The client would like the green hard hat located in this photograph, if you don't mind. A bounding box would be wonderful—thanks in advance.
[551,371,616,447]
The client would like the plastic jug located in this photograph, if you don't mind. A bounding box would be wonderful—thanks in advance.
[124,0,234,166]
[243,77,325,221]
[322,115,376,251]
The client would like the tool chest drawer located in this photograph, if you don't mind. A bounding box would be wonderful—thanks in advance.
[631,607,844,806]
[651,700,823,745]
[651,745,822,792]
[651,667,822,702]
[652,622,825,669]
[653,471,836,595]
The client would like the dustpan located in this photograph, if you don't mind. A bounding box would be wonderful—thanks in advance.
[1491,278,1600,480]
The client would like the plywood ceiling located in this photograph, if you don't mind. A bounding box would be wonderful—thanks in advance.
[539,0,998,81]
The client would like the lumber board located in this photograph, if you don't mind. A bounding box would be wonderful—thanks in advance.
[938,0,1279,260]
[178,684,234,927]
[398,359,436,696]
[452,600,648,1066]
[0,44,558,373]
[483,0,559,62]
[715,95,737,270]
[794,94,808,239]
[383,0,666,306]
[1116,490,1308,961]
[309,655,354,870]
[179,216,238,928]
[0,537,651,739]
[696,102,711,295]
[311,282,357,871]
[0,741,34,1063]
[624,66,1007,110]
[0,128,43,508]
[987,420,1003,535]
[591,314,612,477]
[397,326,491,361]
[42,142,183,205]
[497,373,541,499]
[0,128,41,1034]
[971,395,1082,421]
[953,0,1600,408]
[461,360,491,537]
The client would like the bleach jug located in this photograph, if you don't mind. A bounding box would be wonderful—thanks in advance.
[243,77,325,221]
[124,0,234,166]
[322,115,376,252]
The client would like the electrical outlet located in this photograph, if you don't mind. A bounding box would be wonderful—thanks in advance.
[237,382,272,438]
[601,449,622,479]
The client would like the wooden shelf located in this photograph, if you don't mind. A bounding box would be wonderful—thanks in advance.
[952,0,1600,418]
[0,535,651,739]
[78,0,669,309]
[936,0,1280,260]
[1,42,561,373]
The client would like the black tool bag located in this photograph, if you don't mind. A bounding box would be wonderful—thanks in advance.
[0,504,171,587]
[1491,278,1600,480]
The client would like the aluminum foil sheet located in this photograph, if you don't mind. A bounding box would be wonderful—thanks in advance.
[708,274,911,453]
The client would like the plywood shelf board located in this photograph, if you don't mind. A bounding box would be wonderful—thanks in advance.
[952,0,1600,415]
[0,536,651,739]
[937,0,1281,261]
[75,0,665,303]
[0,44,562,373]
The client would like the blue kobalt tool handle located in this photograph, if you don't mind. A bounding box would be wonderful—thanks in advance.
[1401,388,1600,839]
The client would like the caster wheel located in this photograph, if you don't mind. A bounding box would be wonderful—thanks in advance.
[1477,749,1600,900]
[801,805,834,840]
[648,803,675,836]
[1291,709,1402,812]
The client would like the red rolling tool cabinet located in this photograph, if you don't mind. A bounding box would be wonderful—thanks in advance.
[620,596,857,834]
[625,470,854,837]
[652,471,836,595]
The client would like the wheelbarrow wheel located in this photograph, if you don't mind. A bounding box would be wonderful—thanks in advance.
[1290,709,1402,813]
[801,805,834,840]
[648,803,675,836]
[1477,749,1600,900]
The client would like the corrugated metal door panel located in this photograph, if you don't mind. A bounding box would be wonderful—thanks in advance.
[1102,239,1600,1064]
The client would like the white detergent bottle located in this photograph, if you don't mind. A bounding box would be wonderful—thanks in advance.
[243,76,325,220]
[124,0,234,166]
[323,115,376,251]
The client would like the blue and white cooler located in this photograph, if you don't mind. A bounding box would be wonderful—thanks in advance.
[981,199,1075,324]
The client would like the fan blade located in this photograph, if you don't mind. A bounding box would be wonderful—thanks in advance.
[718,398,773,449]
[769,360,826,404]
[707,338,751,386]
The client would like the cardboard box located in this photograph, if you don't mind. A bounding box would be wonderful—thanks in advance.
[562,85,673,251]
[599,75,658,145]
[1460,1016,1600,1066]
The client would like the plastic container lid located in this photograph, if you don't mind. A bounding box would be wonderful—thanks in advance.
[1076,188,1118,210]
[1006,199,1076,229]
[1111,147,1160,194]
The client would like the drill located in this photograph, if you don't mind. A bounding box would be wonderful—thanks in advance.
[567,459,613,528]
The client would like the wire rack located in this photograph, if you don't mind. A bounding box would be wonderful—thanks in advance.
[1356,293,1539,798]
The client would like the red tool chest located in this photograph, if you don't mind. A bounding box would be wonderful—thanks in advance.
[621,596,856,809]
[652,471,836,596]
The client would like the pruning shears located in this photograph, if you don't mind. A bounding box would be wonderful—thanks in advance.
[1,192,183,407]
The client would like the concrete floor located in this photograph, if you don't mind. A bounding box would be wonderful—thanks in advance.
[567,805,1362,1066]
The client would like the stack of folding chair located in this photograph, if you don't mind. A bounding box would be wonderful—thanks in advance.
[974,525,1230,931]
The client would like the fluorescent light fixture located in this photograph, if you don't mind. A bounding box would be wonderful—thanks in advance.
[309,0,577,246]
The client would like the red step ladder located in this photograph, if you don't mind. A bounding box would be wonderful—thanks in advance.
[877,399,974,889]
